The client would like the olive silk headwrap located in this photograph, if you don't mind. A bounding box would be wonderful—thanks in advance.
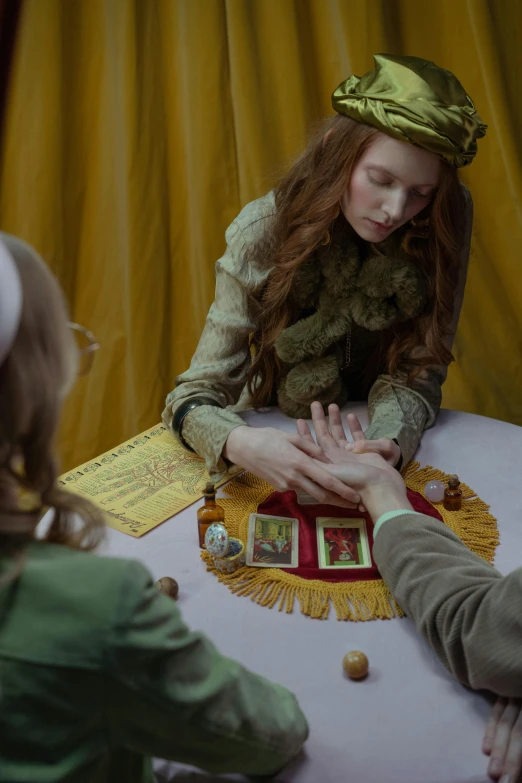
[332,54,486,167]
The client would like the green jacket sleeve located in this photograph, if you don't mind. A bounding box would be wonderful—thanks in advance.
[373,512,522,697]
[365,185,474,464]
[106,560,309,775]
[162,194,276,479]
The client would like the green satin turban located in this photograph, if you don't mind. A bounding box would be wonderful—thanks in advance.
[332,54,486,167]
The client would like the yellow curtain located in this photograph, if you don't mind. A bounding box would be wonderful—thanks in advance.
[0,0,521,471]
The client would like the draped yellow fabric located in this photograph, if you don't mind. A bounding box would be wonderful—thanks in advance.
[0,0,521,471]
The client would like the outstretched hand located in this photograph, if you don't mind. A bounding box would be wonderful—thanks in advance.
[483,696,522,782]
[296,402,411,520]
[341,409,401,467]
[297,403,401,467]
[296,403,397,477]
[224,425,361,509]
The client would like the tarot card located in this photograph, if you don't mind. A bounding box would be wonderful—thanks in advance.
[316,517,371,569]
[246,513,299,568]
[295,490,319,505]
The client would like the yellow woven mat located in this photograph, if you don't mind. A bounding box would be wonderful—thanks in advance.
[201,462,499,621]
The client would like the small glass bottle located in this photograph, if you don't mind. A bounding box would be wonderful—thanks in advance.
[443,474,462,511]
[197,482,225,548]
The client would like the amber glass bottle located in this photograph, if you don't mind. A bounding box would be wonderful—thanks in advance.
[197,482,225,548]
[443,475,462,511]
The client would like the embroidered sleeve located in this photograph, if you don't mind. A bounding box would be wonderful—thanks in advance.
[365,185,473,464]
[162,198,275,478]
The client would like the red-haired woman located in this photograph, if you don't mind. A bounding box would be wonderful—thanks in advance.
[164,54,486,507]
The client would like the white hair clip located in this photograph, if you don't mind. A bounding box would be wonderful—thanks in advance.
[0,239,23,367]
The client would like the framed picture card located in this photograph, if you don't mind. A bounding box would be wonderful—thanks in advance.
[246,513,299,568]
[316,517,371,569]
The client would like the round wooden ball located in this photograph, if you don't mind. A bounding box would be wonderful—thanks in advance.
[343,650,369,680]
[155,577,179,600]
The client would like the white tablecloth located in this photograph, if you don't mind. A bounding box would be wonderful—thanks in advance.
[102,405,522,783]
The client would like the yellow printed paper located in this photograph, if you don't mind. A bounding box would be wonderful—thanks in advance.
[58,424,240,537]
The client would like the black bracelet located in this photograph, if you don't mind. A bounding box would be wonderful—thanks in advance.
[392,438,403,472]
[172,396,223,452]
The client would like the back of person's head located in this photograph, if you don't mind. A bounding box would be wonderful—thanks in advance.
[0,234,103,565]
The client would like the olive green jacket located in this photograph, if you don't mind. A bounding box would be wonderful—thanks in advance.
[163,189,473,478]
[0,542,308,782]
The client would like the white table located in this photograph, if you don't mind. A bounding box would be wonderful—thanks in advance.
[103,405,522,783]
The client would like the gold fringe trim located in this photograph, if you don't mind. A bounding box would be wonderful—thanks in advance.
[202,463,499,621]
[401,462,499,563]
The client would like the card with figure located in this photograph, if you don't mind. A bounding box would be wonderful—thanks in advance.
[246,513,299,568]
[316,518,371,569]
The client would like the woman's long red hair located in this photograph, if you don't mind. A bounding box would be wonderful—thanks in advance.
[246,115,466,406]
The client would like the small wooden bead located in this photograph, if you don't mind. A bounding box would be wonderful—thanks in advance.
[155,577,179,600]
[343,650,369,680]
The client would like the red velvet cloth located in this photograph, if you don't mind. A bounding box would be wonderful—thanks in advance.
[257,488,442,583]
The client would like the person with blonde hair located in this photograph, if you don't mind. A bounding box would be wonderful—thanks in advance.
[0,235,308,781]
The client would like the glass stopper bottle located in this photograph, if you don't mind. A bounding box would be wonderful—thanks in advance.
[443,474,462,511]
[197,482,225,548]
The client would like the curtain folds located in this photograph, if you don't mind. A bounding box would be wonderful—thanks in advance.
[0,0,520,469]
